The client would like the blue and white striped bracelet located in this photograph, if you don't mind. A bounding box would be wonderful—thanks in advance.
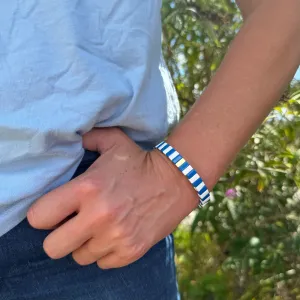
[155,141,210,207]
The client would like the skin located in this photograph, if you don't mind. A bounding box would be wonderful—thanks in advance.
[27,0,300,269]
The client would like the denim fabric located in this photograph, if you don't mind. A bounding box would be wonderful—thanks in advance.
[0,152,180,300]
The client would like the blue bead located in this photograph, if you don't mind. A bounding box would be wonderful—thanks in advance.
[199,186,207,195]
[160,143,169,152]
[187,169,196,179]
[193,177,203,188]
[179,161,189,172]
[202,193,210,202]
[156,141,164,149]
[166,148,175,157]
[172,154,182,164]
[155,141,210,208]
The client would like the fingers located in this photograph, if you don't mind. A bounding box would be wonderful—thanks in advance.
[27,180,82,229]
[43,213,91,259]
[97,252,127,269]
[82,127,131,154]
[72,238,114,266]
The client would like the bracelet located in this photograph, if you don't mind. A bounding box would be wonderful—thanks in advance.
[155,141,210,207]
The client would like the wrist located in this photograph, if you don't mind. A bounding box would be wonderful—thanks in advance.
[166,128,221,191]
[153,138,211,209]
[151,149,200,214]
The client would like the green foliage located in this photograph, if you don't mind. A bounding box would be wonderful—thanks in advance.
[175,228,235,299]
[162,0,300,299]
[162,0,241,114]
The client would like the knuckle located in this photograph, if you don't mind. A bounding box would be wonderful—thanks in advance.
[87,206,116,230]
[130,243,147,260]
[114,226,131,240]
[98,205,118,222]
[77,178,98,195]
[123,242,147,262]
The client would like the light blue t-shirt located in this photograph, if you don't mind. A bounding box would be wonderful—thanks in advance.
[0,0,180,237]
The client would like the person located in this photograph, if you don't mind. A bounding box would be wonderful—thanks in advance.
[0,0,299,299]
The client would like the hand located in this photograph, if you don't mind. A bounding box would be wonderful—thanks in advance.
[27,128,198,269]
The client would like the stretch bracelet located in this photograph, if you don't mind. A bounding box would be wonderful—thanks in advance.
[155,141,210,207]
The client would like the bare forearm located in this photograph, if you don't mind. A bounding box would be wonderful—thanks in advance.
[167,0,300,190]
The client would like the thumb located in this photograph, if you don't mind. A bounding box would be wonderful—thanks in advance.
[82,127,126,154]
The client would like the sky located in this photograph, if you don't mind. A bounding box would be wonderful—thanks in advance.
[295,67,300,80]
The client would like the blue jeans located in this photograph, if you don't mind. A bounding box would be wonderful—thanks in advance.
[0,151,180,300]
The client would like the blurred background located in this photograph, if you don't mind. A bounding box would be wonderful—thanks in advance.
[161,0,300,299]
